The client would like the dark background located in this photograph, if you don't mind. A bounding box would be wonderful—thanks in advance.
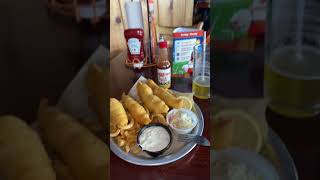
[0,0,107,123]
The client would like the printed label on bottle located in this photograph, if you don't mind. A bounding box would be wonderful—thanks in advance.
[157,68,171,87]
[128,38,141,55]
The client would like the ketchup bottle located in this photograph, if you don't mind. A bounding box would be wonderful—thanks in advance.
[157,35,171,89]
[124,29,145,65]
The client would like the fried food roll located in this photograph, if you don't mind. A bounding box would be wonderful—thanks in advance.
[121,94,151,125]
[137,82,169,114]
[0,115,56,180]
[146,79,183,109]
[38,100,108,180]
[110,98,128,128]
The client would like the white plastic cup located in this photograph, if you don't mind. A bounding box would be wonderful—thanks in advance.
[166,108,198,134]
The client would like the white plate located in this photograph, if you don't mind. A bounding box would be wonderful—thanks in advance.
[110,103,204,166]
[268,129,299,180]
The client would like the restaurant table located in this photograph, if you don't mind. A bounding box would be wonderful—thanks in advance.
[214,46,320,180]
[110,51,210,180]
[0,1,107,123]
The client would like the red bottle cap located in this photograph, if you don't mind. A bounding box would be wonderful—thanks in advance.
[159,41,167,48]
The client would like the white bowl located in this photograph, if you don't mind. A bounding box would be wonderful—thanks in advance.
[166,108,198,134]
[211,148,279,180]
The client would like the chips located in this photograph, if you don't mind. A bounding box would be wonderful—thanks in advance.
[129,142,141,154]
[124,144,130,153]
[110,129,120,138]
[115,136,125,147]
[111,110,142,153]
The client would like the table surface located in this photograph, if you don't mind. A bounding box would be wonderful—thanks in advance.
[110,51,210,180]
[214,47,320,180]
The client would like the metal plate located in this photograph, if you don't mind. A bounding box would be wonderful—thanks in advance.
[110,103,205,166]
[268,129,299,180]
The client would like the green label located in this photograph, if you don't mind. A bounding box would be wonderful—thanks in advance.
[212,0,252,41]
[172,61,190,75]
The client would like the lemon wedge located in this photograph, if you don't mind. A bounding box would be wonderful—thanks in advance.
[177,96,193,110]
[213,110,263,153]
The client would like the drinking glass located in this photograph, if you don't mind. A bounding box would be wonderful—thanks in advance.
[192,45,210,99]
[265,0,320,117]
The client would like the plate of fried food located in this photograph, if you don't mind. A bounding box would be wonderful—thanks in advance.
[110,76,205,166]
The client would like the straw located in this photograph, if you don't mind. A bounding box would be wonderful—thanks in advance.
[296,0,305,59]
[202,31,206,80]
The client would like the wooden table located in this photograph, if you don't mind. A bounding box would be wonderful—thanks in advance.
[110,51,210,180]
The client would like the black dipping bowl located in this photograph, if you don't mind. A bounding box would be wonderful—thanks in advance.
[137,123,172,157]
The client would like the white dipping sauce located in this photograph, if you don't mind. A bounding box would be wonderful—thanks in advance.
[139,126,170,152]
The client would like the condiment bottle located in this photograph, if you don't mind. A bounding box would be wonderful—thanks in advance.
[157,36,171,89]
[124,28,145,67]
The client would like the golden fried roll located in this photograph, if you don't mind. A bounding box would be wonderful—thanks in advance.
[122,94,151,125]
[38,101,108,180]
[0,115,56,180]
[110,98,128,128]
[147,79,183,109]
[137,82,169,114]
[146,79,159,90]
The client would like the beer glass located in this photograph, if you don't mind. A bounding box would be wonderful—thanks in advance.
[265,0,320,117]
[192,45,210,99]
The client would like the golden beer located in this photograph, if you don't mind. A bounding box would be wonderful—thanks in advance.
[192,76,210,99]
[265,46,320,117]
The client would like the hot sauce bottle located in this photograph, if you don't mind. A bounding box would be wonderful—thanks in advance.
[157,36,171,89]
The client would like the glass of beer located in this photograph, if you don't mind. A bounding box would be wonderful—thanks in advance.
[265,0,320,117]
[192,44,210,99]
